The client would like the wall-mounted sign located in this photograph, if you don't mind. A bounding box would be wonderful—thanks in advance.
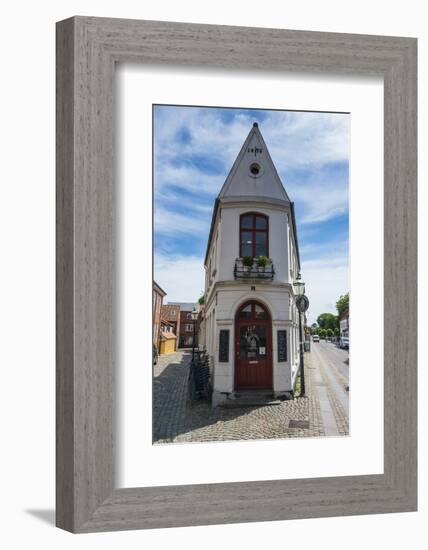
[296,294,310,313]
[277,330,287,362]
[219,330,229,362]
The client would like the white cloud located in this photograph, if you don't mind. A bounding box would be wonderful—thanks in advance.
[154,107,349,173]
[155,163,223,196]
[266,111,350,169]
[154,107,249,169]
[154,106,350,225]
[299,238,348,260]
[290,177,349,224]
[154,206,210,237]
[154,253,205,303]
[302,254,349,324]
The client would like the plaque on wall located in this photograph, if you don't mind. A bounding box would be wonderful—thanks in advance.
[219,330,229,362]
[277,330,287,362]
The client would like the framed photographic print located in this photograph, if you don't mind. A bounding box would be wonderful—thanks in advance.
[56,17,417,532]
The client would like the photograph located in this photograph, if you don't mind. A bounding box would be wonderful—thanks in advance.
[0,1,418,542]
[152,104,350,444]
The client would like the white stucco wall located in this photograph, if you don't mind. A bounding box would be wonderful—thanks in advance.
[202,137,302,403]
[205,284,300,401]
[216,204,291,284]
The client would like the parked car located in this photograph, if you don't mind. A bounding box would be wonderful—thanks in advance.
[153,344,158,365]
[340,336,349,349]
[312,335,320,342]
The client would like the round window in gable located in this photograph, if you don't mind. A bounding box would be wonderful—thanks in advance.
[249,162,262,177]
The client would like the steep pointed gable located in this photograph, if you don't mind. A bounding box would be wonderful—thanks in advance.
[205,122,295,266]
[218,123,291,203]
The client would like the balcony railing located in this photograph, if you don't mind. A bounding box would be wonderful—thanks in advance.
[234,258,275,281]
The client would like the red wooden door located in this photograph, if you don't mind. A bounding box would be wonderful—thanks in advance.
[235,301,272,390]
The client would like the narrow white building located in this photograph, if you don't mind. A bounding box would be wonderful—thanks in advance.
[203,122,302,406]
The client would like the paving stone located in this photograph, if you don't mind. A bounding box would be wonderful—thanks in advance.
[153,349,346,444]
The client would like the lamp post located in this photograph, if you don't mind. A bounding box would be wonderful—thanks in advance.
[191,307,198,363]
[294,274,309,398]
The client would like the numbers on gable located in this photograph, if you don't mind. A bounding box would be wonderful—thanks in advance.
[247,147,263,157]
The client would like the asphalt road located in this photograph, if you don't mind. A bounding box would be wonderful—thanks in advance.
[314,340,349,384]
[310,340,349,426]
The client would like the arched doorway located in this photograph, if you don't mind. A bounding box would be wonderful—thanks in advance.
[235,300,272,390]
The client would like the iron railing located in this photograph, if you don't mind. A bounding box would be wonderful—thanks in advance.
[234,260,275,281]
[188,349,212,404]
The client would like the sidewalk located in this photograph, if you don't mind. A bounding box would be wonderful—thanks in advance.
[153,349,345,444]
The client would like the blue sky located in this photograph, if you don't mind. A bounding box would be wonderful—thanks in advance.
[153,105,349,324]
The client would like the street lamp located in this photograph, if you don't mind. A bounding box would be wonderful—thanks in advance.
[191,307,198,363]
[294,273,309,398]
[294,274,305,297]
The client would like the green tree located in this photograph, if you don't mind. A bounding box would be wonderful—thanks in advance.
[326,328,334,338]
[318,328,327,339]
[336,293,349,317]
[198,294,205,305]
[317,313,338,331]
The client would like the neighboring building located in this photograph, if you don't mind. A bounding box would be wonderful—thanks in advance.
[159,319,177,355]
[161,304,181,350]
[203,123,302,406]
[169,302,198,348]
[339,310,349,338]
[197,303,206,350]
[153,281,166,351]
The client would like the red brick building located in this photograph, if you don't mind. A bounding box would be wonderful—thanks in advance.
[160,304,181,351]
[168,302,198,348]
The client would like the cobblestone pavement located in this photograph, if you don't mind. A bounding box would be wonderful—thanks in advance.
[153,350,192,442]
[153,349,335,444]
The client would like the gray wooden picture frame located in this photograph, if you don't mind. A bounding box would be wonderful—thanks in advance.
[56,16,417,533]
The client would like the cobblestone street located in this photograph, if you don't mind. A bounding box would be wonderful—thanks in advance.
[153,345,349,444]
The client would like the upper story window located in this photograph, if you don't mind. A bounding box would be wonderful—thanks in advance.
[240,213,269,258]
